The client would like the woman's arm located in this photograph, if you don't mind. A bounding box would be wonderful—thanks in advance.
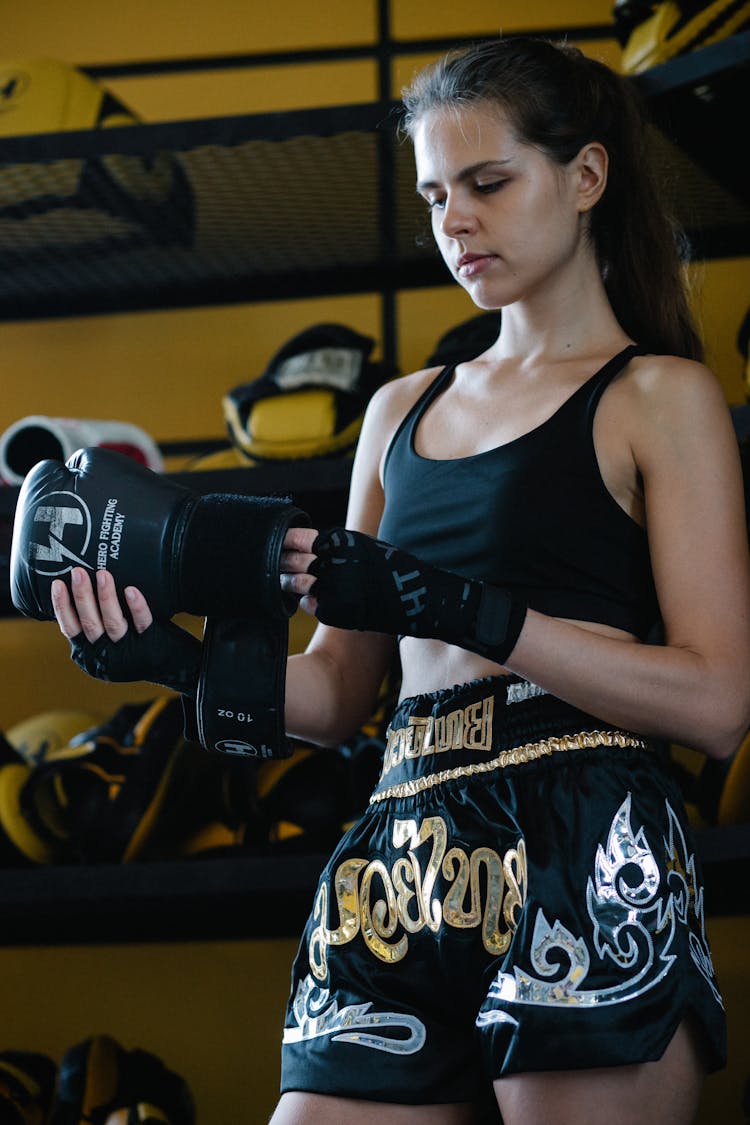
[282,373,435,747]
[505,357,750,759]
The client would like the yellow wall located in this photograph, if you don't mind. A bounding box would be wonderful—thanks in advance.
[1,4,749,1123]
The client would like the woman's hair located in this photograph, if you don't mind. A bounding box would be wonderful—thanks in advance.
[402,36,703,361]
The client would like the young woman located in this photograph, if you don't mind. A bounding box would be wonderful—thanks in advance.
[53,36,750,1125]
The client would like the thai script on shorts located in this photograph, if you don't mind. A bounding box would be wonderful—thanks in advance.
[308,813,527,979]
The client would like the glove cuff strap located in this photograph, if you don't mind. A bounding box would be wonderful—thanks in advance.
[178,494,309,618]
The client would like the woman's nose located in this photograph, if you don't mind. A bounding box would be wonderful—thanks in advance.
[439,194,477,237]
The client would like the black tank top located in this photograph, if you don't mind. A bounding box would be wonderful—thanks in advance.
[378,344,659,639]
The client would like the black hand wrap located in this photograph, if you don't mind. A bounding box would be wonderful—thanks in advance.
[310,528,527,667]
[68,621,202,697]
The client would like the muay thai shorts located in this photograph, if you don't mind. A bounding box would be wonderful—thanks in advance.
[280,675,727,1105]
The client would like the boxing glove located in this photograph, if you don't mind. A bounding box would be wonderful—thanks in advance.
[10,446,309,622]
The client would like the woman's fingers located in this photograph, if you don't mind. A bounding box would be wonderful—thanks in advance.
[280,571,316,599]
[283,526,317,555]
[51,569,155,643]
[281,528,318,601]
[92,569,129,642]
[123,585,154,634]
[51,577,83,640]
[299,593,318,617]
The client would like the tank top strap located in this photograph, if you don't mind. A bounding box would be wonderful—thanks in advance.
[382,362,458,479]
[584,343,644,415]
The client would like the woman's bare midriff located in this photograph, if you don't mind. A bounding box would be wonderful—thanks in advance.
[397,619,640,700]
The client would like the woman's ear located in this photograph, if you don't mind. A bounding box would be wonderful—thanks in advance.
[574,142,609,212]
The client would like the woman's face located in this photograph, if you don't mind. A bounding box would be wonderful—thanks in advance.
[413,102,588,310]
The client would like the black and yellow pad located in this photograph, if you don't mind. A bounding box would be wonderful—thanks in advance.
[0,732,57,866]
[254,737,383,854]
[176,753,259,858]
[425,312,501,368]
[613,0,750,74]
[6,709,104,768]
[0,711,101,866]
[0,58,194,250]
[223,323,393,463]
[0,1049,57,1125]
[17,697,200,865]
[52,1035,194,1125]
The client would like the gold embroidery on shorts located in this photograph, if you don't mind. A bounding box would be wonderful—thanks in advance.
[308,815,527,978]
[371,730,649,803]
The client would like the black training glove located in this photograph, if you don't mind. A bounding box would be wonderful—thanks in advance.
[309,528,527,666]
[68,620,202,697]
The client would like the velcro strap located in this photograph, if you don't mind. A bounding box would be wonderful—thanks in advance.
[191,616,292,759]
[178,494,309,619]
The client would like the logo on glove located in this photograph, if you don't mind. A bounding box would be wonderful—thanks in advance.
[215,738,275,758]
[21,491,93,576]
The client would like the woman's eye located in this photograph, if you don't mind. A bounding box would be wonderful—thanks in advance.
[424,196,445,211]
[476,180,504,194]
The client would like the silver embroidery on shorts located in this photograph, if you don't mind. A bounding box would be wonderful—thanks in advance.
[478,793,722,1025]
[283,974,427,1054]
[506,681,547,705]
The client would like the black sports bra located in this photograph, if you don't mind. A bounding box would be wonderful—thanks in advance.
[378,344,659,639]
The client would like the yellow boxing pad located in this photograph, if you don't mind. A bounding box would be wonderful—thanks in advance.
[224,323,395,463]
[0,58,194,249]
[614,0,750,74]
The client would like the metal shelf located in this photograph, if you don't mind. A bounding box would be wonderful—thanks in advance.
[1,34,749,324]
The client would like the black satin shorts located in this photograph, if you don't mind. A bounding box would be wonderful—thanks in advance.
[280,675,726,1105]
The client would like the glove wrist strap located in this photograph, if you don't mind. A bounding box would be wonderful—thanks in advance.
[470,584,527,666]
[178,494,309,618]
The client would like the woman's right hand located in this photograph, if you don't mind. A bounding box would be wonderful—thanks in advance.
[51,568,202,695]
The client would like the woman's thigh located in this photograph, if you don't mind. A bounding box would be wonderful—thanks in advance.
[269,1091,477,1124]
[494,1020,705,1125]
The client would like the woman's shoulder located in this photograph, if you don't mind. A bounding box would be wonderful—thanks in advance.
[624,351,718,392]
[616,351,727,420]
[364,364,446,431]
[617,351,734,457]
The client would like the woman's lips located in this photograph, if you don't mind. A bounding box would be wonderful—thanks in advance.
[456,253,496,278]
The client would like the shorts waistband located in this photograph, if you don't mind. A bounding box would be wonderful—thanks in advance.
[370,675,650,803]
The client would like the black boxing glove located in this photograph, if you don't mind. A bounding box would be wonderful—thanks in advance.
[10,446,309,622]
[309,527,527,666]
[68,619,202,697]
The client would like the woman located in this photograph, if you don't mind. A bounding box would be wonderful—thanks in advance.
[54,36,750,1125]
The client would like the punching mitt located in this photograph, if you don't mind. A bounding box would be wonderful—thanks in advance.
[0,731,57,866]
[0,1049,57,1125]
[224,323,392,462]
[425,312,501,368]
[52,1036,195,1125]
[10,445,309,621]
[613,0,750,73]
[18,696,193,865]
[0,58,194,251]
